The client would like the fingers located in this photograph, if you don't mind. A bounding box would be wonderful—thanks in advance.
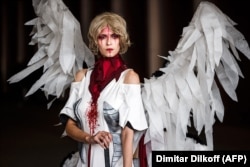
[94,131,112,149]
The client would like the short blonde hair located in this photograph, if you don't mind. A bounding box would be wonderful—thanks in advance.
[88,12,131,55]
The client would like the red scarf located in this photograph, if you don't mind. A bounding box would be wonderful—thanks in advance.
[87,54,127,134]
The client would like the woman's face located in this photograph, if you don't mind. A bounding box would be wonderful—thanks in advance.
[97,26,120,57]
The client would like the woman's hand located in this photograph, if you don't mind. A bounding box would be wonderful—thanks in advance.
[91,131,112,149]
[66,119,112,148]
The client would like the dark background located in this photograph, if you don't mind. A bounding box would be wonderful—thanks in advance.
[1,0,250,167]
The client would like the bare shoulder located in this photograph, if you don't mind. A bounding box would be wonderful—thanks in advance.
[124,69,140,84]
[74,69,87,82]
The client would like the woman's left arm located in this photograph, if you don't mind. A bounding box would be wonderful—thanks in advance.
[122,126,134,167]
[122,69,140,167]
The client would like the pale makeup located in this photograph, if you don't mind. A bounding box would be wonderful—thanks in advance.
[97,26,120,57]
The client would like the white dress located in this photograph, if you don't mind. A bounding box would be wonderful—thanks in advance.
[60,69,148,167]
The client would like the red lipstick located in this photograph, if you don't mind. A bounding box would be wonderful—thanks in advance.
[106,48,113,52]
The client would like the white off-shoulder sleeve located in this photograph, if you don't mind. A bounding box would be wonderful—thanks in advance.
[59,81,81,122]
[119,84,148,131]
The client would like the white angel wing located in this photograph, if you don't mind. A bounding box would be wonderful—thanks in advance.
[142,1,250,157]
[8,0,94,106]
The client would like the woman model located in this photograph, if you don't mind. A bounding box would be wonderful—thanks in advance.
[59,12,148,167]
[8,1,250,167]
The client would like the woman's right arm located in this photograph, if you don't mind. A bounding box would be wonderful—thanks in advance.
[65,69,112,147]
[64,69,95,143]
[65,119,112,148]
[65,118,95,144]
[74,69,87,82]
[65,69,95,143]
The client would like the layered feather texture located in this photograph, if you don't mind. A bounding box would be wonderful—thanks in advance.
[8,0,94,107]
[142,1,250,156]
